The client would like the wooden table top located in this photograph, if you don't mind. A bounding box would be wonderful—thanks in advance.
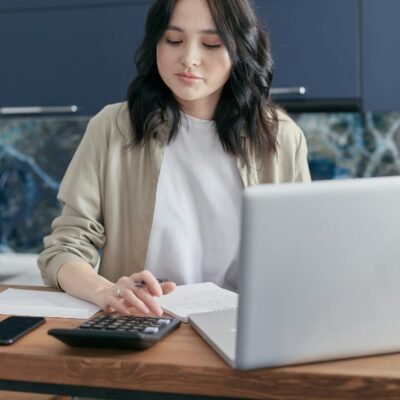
[2,284,400,399]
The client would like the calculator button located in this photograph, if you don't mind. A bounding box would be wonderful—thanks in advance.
[157,319,171,325]
[143,327,159,334]
[78,315,171,336]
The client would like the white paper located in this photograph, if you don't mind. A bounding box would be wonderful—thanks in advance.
[0,289,101,319]
[157,282,238,322]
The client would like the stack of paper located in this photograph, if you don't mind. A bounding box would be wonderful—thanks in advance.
[0,288,100,319]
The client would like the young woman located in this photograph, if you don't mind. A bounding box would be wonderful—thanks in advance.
[38,0,311,316]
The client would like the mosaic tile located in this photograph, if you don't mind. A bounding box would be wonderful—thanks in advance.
[291,112,400,180]
[1,111,400,253]
[0,117,89,253]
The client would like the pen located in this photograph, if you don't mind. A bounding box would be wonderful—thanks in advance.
[133,278,169,288]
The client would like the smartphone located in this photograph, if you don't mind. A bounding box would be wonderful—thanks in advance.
[0,316,46,345]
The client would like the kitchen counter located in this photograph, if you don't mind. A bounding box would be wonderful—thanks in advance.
[0,253,44,286]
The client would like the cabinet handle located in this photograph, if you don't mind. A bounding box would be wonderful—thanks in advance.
[270,87,307,96]
[0,105,79,115]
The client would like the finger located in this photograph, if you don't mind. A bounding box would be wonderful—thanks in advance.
[133,287,163,316]
[121,289,150,314]
[103,304,116,314]
[106,296,130,315]
[160,281,176,295]
[132,271,163,297]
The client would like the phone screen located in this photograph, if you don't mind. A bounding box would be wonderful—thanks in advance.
[0,316,45,345]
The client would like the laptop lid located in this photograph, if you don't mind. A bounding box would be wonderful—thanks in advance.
[236,176,400,369]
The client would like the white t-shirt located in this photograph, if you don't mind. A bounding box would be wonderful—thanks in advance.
[145,112,243,291]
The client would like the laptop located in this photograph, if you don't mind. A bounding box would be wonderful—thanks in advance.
[189,176,400,370]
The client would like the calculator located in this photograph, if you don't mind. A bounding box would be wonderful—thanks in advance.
[48,315,181,350]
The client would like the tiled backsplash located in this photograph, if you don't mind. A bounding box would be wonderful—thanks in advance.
[0,116,90,253]
[293,112,400,180]
[1,111,400,253]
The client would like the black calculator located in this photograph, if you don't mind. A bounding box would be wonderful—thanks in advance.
[48,315,181,350]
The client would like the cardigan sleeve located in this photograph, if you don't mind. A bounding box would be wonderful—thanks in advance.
[273,109,312,183]
[37,113,108,289]
[294,125,312,183]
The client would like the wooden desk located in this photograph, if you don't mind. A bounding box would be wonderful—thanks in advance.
[2,285,400,400]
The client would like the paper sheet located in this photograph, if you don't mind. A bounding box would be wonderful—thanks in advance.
[157,282,238,322]
[0,288,100,319]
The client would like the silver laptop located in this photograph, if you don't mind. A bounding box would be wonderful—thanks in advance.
[190,176,400,369]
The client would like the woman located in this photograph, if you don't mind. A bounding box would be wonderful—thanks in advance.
[38,0,311,317]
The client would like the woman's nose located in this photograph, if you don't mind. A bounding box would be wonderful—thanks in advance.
[180,43,201,67]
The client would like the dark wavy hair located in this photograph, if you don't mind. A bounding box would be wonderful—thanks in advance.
[127,0,278,163]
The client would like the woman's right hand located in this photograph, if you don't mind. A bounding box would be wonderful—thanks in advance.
[93,270,176,317]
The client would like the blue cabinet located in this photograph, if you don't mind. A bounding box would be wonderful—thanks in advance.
[253,0,360,110]
[1,0,399,114]
[254,0,400,112]
[362,0,400,111]
[0,0,151,116]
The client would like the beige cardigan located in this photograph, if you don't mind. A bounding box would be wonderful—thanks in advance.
[38,102,311,288]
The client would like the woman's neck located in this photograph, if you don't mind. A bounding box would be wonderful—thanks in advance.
[176,90,221,121]
[181,107,213,121]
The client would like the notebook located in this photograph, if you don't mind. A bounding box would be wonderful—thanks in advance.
[157,282,238,323]
[189,176,400,369]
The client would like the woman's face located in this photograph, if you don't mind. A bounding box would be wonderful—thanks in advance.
[156,0,232,119]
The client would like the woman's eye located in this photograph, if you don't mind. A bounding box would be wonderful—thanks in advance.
[166,39,182,46]
[203,43,222,49]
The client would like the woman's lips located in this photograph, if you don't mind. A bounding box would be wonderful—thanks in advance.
[176,73,202,84]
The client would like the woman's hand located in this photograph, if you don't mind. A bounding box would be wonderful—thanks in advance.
[93,270,176,316]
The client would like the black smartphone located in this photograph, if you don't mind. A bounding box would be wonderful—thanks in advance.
[0,316,46,345]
